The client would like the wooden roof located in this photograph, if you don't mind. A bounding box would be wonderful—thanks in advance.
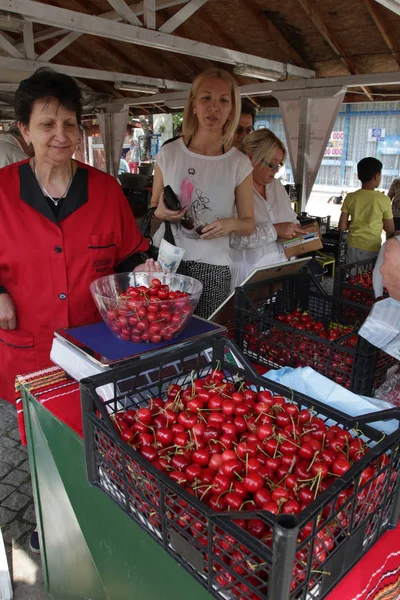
[1,0,400,116]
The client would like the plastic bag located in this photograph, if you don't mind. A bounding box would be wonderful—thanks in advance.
[374,363,400,406]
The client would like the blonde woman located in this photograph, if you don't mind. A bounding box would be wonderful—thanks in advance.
[230,129,303,288]
[150,68,254,318]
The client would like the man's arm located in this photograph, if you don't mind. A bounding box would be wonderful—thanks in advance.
[338,212,349,232]
[380,237,400,300]
[383,218,395,238]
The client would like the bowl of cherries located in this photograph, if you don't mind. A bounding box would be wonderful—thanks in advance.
[90,272,203,343]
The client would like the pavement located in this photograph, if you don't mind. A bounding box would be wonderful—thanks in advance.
[0,399,45,600]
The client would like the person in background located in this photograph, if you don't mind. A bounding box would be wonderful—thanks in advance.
[151,67,254,318]
[380,237,400,301]
[229,129,303,288]
[128,140,140,173]
[0,123,34,167]
[387,175,400,231]
[339,157,394,263]
[233,99,256,150]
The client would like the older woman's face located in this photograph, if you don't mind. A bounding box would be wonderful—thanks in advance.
[252,148,284,186]
[19,97,80,165]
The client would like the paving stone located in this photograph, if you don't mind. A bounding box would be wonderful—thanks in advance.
[0,399,16,414]
[8,428,23,441]
[1,447,27,468]
[22,503,36,524]
[0,412,18,431]
[2,491,31,512]
[0,506,16,524]
[19,459,31,473]
[2,468,30,487]
[0,461,13,478]
[18,482,33,497]
[0,436,17,449]
[0,482,16,501]
[2,521,31,545]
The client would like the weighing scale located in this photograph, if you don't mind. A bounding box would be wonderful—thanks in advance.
[51,316,226,381]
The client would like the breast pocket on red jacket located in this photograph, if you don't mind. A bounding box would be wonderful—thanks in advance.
[88,233,117,276]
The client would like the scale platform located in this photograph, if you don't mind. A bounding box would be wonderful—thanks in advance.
[54,316,226,368]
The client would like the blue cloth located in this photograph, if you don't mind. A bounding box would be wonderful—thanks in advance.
[264,366,398,434]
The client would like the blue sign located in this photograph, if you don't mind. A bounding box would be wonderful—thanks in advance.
[377,135,400,155]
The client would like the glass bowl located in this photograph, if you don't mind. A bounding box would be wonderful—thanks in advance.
[90,272,203,343]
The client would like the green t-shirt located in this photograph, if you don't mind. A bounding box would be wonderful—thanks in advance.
[341,189,393,251]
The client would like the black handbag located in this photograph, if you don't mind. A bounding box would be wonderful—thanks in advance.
[139,207,177,261]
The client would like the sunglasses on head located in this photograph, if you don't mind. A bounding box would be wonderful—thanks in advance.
[236,126,254,135]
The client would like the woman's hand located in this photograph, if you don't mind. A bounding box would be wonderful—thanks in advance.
[200,218,235,240]
[0,294,17,330]
[274,222,305,240]
[154,194,186,222]
[133,258,163,273]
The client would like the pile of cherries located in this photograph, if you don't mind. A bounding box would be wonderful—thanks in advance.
[104,278,192,343]
[341,269,387,306]
[109,370,388,597]
[244,309,358,388]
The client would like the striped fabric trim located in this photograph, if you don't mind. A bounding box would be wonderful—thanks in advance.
[354,550,400,600]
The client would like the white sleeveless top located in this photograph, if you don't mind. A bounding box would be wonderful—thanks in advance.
[153,138,252,266]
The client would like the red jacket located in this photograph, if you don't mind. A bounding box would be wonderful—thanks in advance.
[0,160,148,403]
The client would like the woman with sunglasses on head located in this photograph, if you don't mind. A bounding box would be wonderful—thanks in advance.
[150,68,254,318]
[230,129,303,288]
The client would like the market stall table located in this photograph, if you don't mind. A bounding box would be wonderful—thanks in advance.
[18,367,400,600]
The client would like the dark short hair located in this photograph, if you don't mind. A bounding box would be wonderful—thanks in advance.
[15,67,82,126]
[241,99,256,125]
[357,157,382,183]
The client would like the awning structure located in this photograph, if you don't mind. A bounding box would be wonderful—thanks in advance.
[1,0,400,203]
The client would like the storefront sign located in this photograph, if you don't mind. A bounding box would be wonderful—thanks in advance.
[368,128,386,142]
[324,131,344,157]
[377,134,400,155]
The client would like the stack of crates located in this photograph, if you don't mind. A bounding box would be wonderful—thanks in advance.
[234,272,394,395]
[321,229,348,265]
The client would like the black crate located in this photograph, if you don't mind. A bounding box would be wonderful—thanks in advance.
[234,273,394,395]
[321,230,347,265]
[298,213,331,235]
[80,335,400,600]
[333,258,388,307]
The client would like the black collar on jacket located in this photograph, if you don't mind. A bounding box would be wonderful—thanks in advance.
[19,161,89,224]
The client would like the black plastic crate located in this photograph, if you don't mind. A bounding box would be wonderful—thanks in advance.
[81,335,400,600]
[234,273,394,395]
[298,213,331,235]
[321,230,347,265]
[333,258,388,307]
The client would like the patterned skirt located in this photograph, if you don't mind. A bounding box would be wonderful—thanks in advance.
[181,261,231,319]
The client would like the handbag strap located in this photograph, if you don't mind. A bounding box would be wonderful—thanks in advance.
[139,206,156,237]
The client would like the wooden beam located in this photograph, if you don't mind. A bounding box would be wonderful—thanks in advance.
[297,0,374,100]
[1,0,315,78]
[0,56,190,90]
[144,0,156,28]
[242,0,309,68]
[37,31,81,61]
[364,0,400,68]
[106,0,143,26]
[23,22,35,58]
[158,0,208,34]
[15,1,190,51]
[0,31,24,58]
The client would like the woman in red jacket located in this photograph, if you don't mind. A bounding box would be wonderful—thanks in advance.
[0,67,160,405]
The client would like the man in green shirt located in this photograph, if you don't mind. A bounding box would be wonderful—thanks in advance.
[339,157,394,263]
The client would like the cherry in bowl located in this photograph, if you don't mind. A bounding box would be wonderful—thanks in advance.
[90,272,203,343]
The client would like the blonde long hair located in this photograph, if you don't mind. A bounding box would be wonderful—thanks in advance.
[182,68,241,148]
[243,129,286,167]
